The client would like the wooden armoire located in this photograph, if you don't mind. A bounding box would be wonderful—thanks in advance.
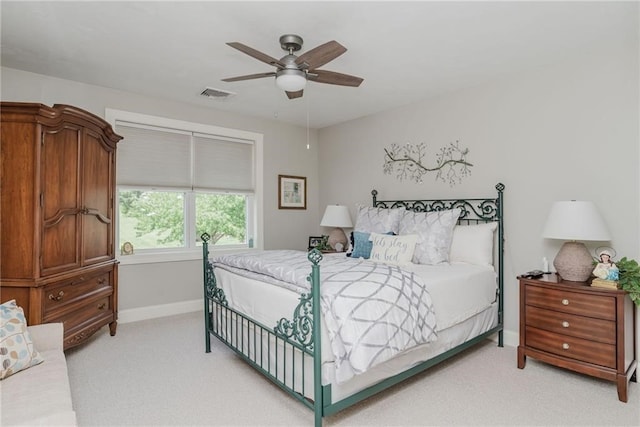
[1,102,122,349]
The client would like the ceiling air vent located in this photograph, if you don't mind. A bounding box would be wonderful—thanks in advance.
[200,87,236,100]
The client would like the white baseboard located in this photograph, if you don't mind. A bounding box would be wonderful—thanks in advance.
[502,329,519,347]
[118,299,203,324]
[486,328,518,348]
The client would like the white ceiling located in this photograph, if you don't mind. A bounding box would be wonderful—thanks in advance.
[1,1,637,129]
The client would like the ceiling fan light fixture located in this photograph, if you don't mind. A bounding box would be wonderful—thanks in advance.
[275,69,307,92]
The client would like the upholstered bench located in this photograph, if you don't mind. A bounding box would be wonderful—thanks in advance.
[1,320,77,426]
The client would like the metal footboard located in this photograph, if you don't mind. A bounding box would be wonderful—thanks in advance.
[202,234,323,419]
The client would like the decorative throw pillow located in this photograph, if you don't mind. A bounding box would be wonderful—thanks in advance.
[351,231,374,259]
[351,231,395,259]
[353,205,405,235]
[398,208,462,265]
[449,222,498,267]
[369,233,418,266]
[1,300,44,380]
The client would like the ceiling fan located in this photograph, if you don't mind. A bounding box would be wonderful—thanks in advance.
[222,34,364,99]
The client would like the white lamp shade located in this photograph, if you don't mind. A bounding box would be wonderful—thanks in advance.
[542,201,611,241]
[320,205,353,228]
[275,69,307,92]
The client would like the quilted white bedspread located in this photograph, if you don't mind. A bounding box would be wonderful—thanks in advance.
[213,250,438,383]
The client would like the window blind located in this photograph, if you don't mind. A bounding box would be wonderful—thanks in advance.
[193,134,253,191]
[116,124,191,188]
[116,122,254,192]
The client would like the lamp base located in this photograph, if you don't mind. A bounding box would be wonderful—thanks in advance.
[327,228,348,252]
[553,241,594,282]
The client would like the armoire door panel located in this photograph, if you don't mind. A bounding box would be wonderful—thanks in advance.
[42,126,81,219]
[81,130,114,264]
[0,122,37,279]
[83,215,111,264]
[41,125,82,274]
[42,214,80,274]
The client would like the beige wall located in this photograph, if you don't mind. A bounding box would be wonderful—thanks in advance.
[318,42,639,342]
[2,37,638,341]
[1,67,321,311]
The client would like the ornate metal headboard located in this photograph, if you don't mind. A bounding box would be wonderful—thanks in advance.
[372,183,504,226]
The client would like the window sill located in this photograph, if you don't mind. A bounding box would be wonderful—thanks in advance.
[117,247,257,265]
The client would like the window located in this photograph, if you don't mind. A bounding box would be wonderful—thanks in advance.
[106,109,263,263]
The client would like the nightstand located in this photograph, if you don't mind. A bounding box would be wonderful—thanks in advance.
[517,274,637,402]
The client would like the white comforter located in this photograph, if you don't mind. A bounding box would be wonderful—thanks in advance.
[213,250,438,383]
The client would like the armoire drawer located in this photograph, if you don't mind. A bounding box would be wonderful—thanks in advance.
[525,326,616,369]
[44,295,112,333]
[525,285,615,320]
[525,305,616,344]
[43,271,112,315]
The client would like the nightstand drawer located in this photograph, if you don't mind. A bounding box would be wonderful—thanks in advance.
[525,305,615,344]
[526,326,616,368]
[525,285,615,320]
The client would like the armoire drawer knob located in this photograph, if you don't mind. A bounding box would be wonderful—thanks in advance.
[562,343,570,350]
[562,321,570,328]
[48,290,64,301]
[561,299,569,305]
[98,303,106,310]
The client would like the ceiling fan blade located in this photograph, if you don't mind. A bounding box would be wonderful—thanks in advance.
[222,72,276,82]
[308,70,363,87]
[226,42,285,68]
[286,90,304,100]
[295,40,346,70]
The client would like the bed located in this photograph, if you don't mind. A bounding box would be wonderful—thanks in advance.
[202,183,505,426]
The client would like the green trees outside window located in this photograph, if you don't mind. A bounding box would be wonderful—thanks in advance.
[119,190,247,250]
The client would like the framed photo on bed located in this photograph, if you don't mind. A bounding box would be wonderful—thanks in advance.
[278,175,306,210]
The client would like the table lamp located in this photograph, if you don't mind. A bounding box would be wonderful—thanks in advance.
[542,200,611,282]
[320,205,353,251]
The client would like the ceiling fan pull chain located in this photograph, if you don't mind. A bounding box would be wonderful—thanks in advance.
[306,96,310,150]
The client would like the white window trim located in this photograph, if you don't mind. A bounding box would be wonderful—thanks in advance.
[105,108,264,264]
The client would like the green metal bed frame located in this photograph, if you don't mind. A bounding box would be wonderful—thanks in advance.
[202,183,505,426]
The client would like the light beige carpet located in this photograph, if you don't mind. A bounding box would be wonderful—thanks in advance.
[66,312,639,426]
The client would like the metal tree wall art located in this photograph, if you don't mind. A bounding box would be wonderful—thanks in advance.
[383,140,473,186]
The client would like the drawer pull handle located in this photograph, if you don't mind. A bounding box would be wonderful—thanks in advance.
[562,321,570,328]
[48,291,64,301]
[562,343,570,350]
[98,303,106,310]
[561,299,569,305]
[97,278,106,285]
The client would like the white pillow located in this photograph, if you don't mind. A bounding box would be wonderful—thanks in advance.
[353,205,405,235]
[368,233,418,266]
[449,222,498,267]
[398,208,461,265]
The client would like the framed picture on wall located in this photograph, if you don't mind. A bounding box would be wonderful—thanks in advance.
[278,175,307,209]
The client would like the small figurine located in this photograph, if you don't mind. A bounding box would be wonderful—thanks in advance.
[593,249,619,281]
